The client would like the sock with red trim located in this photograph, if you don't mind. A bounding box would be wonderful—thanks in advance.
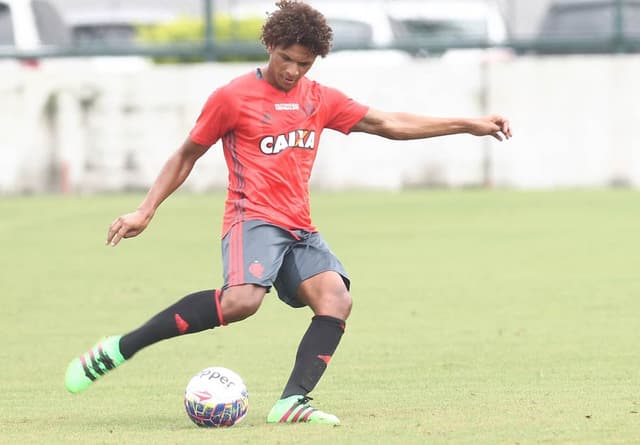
[280,315,346,399]
[119,289,224,359]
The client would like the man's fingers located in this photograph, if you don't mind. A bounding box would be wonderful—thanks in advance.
[498,118,512,139]
[487,115,512,140]
[107,220,120,244]
[110,226,132,246]
[109,232,119,246]
[502,121,512,139]
[107,218,128,246]
[106,228,116,245]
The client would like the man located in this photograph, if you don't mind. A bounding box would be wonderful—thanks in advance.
[64,0,511,425]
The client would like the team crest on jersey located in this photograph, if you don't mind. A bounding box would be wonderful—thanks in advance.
[259,129,316,155]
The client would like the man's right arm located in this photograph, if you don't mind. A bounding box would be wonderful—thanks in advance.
[106,137,210,246]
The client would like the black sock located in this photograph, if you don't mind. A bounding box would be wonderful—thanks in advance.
[119,289,224,359]
[281,315,346,399]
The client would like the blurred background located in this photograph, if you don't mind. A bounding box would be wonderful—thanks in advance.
[1,0,639,194]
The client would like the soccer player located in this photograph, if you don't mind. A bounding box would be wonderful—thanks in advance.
[64,0,512,425]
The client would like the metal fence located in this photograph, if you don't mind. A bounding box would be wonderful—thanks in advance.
[1,0,640,61]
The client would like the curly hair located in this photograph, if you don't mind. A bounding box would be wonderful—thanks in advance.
[261,0,333,57]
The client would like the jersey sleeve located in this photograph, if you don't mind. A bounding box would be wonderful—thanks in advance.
[189,85,239,147]
[322,86,369,134]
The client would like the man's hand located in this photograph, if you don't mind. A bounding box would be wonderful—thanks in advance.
[469,115,512,141]
[106,209,153,247]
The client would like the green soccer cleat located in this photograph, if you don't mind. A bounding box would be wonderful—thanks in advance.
[266,395,340,425]
[65,335,125,393]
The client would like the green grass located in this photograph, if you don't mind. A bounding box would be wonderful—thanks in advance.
[1,190,639,445]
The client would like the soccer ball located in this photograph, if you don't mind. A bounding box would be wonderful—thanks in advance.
[184,366,249,428]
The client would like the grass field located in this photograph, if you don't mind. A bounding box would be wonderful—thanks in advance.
[1,190,639,445]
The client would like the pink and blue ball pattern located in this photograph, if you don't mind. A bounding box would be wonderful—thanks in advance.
[185,391,249,428]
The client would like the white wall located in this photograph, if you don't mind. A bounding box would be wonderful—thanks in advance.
[1,52,639,194]
[488,55,640,188]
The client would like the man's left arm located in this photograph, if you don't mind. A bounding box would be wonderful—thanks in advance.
[351,108,512,142]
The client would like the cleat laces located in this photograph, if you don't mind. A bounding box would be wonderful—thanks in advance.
[65,335,125,393]
[296,396,313,406]
[97,347,116,370]
[267,394,339,425]
[82,346,116,380]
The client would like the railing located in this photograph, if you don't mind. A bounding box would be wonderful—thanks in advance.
[2,35,640,63]
[2,0,640,61]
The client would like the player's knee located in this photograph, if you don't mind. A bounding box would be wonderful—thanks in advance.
[227,301,260,322]
[336,288,353,319]
[223,297,261,322]
[221,285,265,323]
[314,288,352,320]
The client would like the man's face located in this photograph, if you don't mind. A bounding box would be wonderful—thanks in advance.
[265,44,317,92]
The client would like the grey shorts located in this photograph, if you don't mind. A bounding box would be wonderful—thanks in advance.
[221,220,350,308]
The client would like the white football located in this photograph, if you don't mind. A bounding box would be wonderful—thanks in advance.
[184,366,249,427]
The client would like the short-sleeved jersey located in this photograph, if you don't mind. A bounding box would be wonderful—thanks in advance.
[190,69,369,236]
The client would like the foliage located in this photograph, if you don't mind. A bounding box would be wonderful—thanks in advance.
[136,14,267,63]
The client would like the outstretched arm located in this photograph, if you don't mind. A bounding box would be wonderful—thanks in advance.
[351,108,512,141]
[106,137,210,246]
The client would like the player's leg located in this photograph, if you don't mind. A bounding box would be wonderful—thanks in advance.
[119,284,267,359]
[280,271,351,396]
[65,285,266,393]
[65,220,287,394]
[267,232,351,425]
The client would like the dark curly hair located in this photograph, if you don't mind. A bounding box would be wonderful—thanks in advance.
[261,0,333,57]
